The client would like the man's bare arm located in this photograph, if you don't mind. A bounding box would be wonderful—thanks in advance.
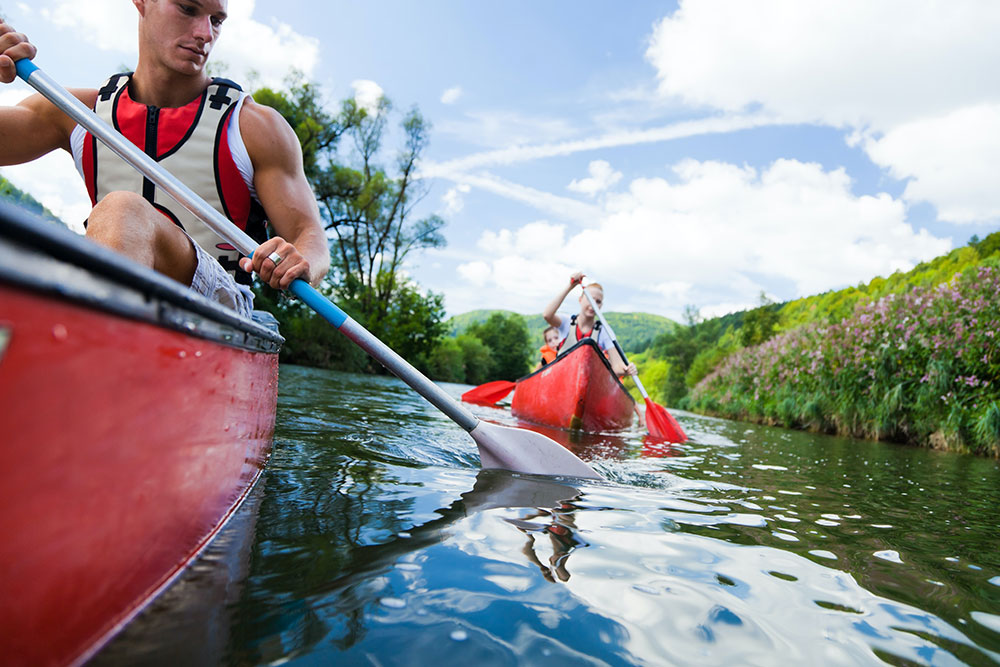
[237,98,330,290]
[0,19,91,164]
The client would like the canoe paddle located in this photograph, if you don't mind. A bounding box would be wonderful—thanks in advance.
[579,285,688,443]
[461,380,516,406]
[15,59,602,480]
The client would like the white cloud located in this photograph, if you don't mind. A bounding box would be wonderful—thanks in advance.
[212,3,320,87]
[646,0,1000,129]
[40,0,137,53]
[436,109,581,150]
[477,221,566,259]
[38,0,319,88]
[863,104,1000,224]
[646,0,1000,224]
[459,158,950,318]
[441,85,462,105]
[457,260,491,287]
[644,281,693,302]
[442,183,470,215]
[351,79,384,115]
[568,160,623,197]
[436,171,601,225]
[424,113,775,175]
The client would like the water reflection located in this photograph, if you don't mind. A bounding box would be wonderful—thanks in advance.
[510,418,632,461]
[95,367,1000,665]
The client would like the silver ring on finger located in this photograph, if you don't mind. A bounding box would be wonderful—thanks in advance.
[267,251,284,266]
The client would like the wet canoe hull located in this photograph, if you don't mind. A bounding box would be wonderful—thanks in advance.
[511,338,634,432]
[0,202,283,666]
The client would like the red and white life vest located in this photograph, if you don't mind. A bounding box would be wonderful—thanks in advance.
[81,73,268,284]
[556,314,603,353]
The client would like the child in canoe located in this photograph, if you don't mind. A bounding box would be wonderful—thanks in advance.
[533,326,561,371]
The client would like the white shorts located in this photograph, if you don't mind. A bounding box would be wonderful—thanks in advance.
[188,239,254,319]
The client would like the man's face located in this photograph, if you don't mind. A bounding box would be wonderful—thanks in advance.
[138,0,228,75]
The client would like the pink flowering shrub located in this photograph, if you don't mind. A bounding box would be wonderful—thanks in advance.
[689,264,1000,455]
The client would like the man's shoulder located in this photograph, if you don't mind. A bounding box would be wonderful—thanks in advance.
[237,96,290,133]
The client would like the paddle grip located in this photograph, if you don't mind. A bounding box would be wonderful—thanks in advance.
[289,279,347,328]
[14,59,38,78]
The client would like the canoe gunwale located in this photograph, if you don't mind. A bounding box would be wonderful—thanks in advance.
[516,337,634,402]
[0,201,282,353]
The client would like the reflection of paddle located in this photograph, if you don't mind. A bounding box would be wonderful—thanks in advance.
[579,287,688,443]
[16,60,602,480]
[461,380,515,405]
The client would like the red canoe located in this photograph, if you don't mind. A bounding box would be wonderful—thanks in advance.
[0,202,282,666]
[511,338,635,432]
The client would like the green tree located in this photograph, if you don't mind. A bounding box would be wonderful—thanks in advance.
[467,313,532,381]
[253,78,448,374]
[427,338,465,383]
[457,334,493,385]
[740,291,781,347]
[371,276,447,372]
[253,283,367,371]
[253,75,344,180]
[313,97,445,329]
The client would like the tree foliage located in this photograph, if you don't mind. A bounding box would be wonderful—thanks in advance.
[739,292,781,347]
[251,79,448,373]
[466,312,532,381]
[425,334,493,384]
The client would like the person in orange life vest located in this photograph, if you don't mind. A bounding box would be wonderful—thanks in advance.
[542,271,637,378]
[532,326,560,371]
[0,1,329,318]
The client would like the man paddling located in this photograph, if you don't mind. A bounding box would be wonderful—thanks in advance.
[0,0,329,317]
[543,271,637,378]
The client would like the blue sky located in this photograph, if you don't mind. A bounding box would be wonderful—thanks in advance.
[2,1,998,321]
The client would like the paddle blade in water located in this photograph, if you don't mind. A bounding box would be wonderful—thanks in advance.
[469,421,603,480]
[461,380,516,406]
[644,398,687,443]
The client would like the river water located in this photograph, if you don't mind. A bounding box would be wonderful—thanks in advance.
[98,365,1000,665]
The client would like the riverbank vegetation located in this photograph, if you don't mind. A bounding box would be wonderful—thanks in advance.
[635,233,1000,456]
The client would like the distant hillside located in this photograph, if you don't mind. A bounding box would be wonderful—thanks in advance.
[0,175,65,226]
[447,309,678,354]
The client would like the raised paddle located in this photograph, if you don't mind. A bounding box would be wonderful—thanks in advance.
[579,286,688,443]
[15,60,602,480]
[461,380,516,406]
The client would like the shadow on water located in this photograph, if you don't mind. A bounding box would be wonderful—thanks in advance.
[98,365,1000,665]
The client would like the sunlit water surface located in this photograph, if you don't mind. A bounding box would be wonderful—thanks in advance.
[97,365,1000,665]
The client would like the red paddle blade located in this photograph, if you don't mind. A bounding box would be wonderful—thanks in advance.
[644,398,687,443]
[461,380,517,406]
